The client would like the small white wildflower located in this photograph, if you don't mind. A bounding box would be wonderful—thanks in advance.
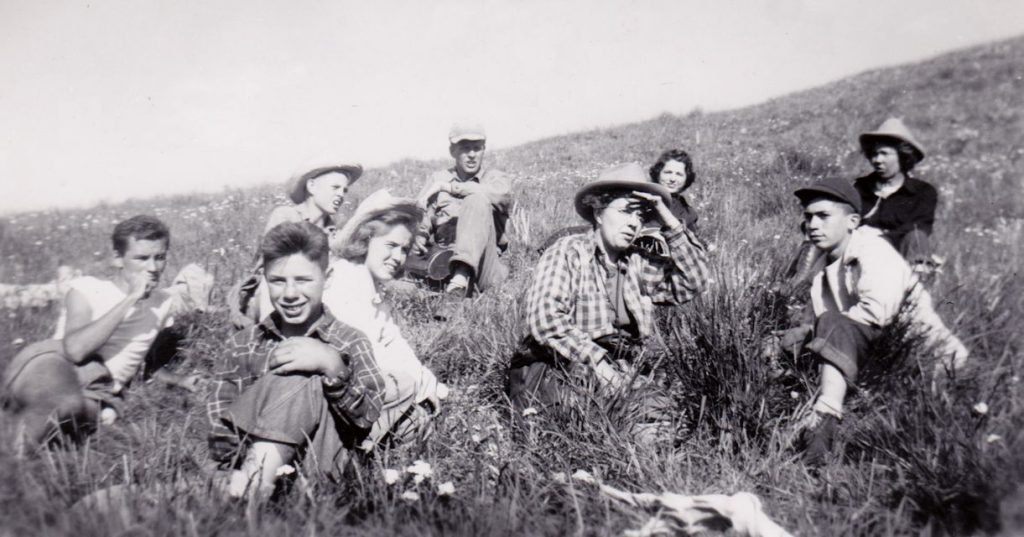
[413,474,425,485]
[1011,376,1020,385]
[437,481,455,496]
[383,468,400,485]
[707,243,718,253]
[985,434,1002,444]
[790,391,800,399]
[12,338,25,347]
[772,235,781,240]
[571,470,594,483]
[275,464,295,477]
[405,460,434,478]
[973,402,989,415]
[470,433,482,444]
[521,407,538,417]
[400,491,420,502]
[551,472,567,483]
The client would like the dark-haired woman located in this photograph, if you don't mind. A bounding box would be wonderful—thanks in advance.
[649,148,699,232]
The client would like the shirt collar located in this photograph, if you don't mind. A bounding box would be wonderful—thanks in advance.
[258,308,336,341]
[448,167,481,183]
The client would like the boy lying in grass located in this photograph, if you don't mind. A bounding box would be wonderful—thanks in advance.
[206,221,385,498]
[780,177,969,465]
[2,215,210,449]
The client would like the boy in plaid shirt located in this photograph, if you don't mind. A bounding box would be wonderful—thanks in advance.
[207,222,385,497]
[507,163,709,421]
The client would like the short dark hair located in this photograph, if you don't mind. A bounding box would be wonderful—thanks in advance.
[649,149,697,191]
[862,139,921,173]
[261,222,329,270]
[579,189,632,226]
[111,215,170,256]
[338,209,421,263]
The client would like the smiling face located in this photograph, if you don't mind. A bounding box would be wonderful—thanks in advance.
[868,144,901,180]
[364,223,413,283]
[265,253,326,331]
[306,171,351,214]
[803,198,860,259]
[450,140,486,178]
[114,237,168,298]
[657,159,689,194]
[595,196,645,256]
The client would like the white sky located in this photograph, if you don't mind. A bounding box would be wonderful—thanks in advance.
[2,0,1023,214]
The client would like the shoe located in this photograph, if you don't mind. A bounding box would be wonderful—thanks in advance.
[802,413,840,466]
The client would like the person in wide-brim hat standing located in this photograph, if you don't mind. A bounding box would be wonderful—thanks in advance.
[506,162,710,443]
[853,117,938,265]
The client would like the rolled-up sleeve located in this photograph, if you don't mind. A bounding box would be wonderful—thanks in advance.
[642,224,710,305]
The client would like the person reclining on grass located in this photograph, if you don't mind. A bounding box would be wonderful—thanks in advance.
[2,215,211,448]
[228,160,363,329]
[206,222,386,498]
[410,123,511,297]
[325,190,449,449]
[506,163,709,437]
[780,177,969,465]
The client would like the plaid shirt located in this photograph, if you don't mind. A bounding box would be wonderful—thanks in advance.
[206,310,385,454]
[525,224,709,366]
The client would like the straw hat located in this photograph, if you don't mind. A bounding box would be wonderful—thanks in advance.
[329,189,423,253]
[574,162,671,222]
[859,118,926,165]
[287,161,364,204]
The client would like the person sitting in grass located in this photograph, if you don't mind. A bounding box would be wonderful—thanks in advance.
[229,160,363,329]
[786,118,938,292]
[506,162,709,438]
[325,189,449,449]
[411,123,511,297]
[780,177,969,465]
[207,222,385,498]
[2,215,211,448]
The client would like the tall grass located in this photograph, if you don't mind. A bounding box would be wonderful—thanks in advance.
[0,36,1022,535]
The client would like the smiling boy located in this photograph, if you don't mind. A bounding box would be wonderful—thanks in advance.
[207,221,385,497]
[783,177,969,464]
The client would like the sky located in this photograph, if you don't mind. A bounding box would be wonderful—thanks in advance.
[2,0,1023,214]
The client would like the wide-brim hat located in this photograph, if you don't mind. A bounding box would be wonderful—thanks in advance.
[858,118,925,165]
[794,176,863,214]
[574,162,671,222]
[287,161,364,204]
[329,189,424,254]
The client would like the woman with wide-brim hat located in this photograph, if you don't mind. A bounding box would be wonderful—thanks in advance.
[323,189,448,448]
[228,161,363,329]
[854,117,936,263]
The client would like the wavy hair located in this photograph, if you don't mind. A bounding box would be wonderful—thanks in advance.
[649,149,697,191]
[338,209,422,263]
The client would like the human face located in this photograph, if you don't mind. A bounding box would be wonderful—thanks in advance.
[306,171,351,214]
[595,196,645,257]
[365,224,413,283]
[450,140,486,178]
[803,198,860,259]
[868,145,901,180]
[658,159,689,194]
[265,253,326,331]
[114,237,168,298]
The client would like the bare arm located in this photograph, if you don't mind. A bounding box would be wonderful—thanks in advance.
[62,275,149,364]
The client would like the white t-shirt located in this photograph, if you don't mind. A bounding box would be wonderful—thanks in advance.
[53,276,182,385]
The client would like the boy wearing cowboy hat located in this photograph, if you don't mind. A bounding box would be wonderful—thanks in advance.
[413,123,512,296]
[854,118,938,265]
[506,163,709,428]
[780,177,969,465]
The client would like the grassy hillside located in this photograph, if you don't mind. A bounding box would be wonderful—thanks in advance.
[1,35,1022,535]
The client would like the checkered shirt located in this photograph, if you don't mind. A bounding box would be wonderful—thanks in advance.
[525,224,709,366]
[206,310,385,450]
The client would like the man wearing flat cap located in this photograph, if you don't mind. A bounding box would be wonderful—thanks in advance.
[780,176,969,465]
[506,163,709,434]
[413,123,511,296]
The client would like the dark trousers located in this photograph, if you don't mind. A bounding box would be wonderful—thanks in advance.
[806,310,881,382]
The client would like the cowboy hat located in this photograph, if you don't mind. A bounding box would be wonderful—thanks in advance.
[329,189,424,254]
[574,162,671,222]
[287,161,364,204]
[859,118,926,165]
